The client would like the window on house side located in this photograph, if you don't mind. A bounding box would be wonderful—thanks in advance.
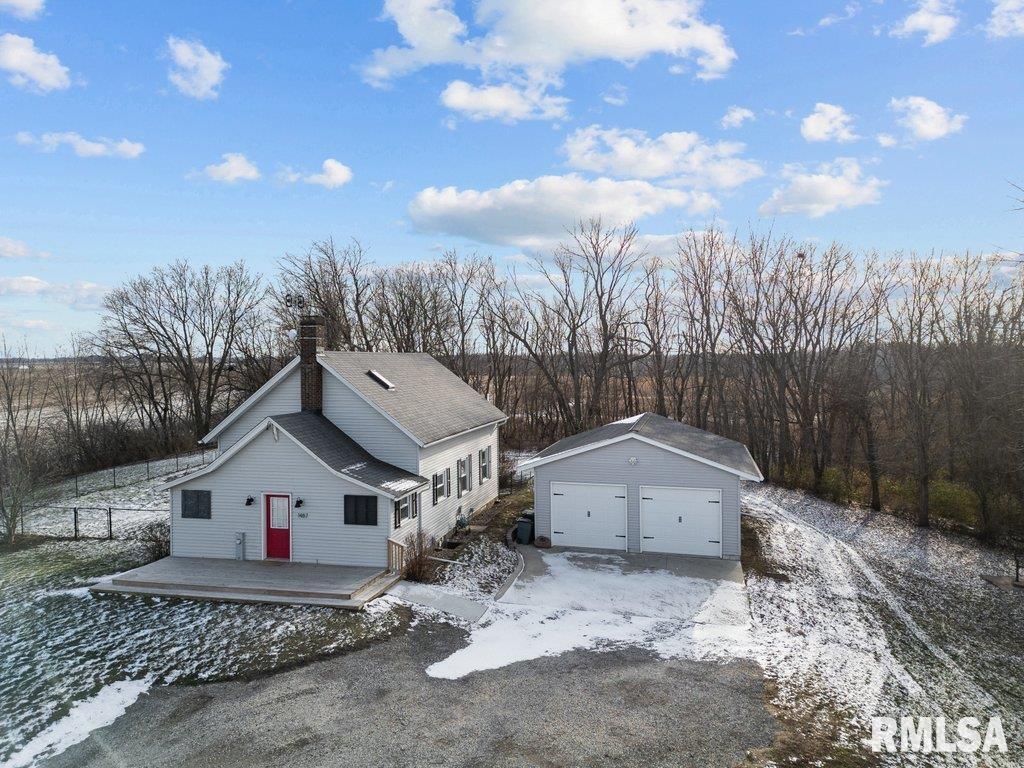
[344,495,377,526]
[432,473,444,505]
[181,489,211,519]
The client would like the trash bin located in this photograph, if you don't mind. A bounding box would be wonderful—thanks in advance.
[516,516,534,545]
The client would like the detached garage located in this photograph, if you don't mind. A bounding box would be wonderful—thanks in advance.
[520,413,763,560]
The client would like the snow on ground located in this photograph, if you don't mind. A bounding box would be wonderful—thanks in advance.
[426,550,750,679]
[743,485,1024,767]
[5,678,153,768]
[434,538,520,602]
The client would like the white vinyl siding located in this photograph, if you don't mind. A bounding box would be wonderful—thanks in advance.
[405,423,498,545]
[215,367,301,453]
[532,437,741,559]
[321,372,420,473]
[171,426,389,567]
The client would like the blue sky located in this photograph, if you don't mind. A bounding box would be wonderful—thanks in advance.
[1,0,1022,347]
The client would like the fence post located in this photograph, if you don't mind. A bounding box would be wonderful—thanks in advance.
[75,474,79,497]
[108,507,113,540]
[113,465,117,489]
[73,507,79,540]
[147,460,151,480]
[176,454,180,472]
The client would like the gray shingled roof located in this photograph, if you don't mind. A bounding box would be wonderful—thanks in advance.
[318,351,507,445]
[269,412,427,497]
[532,413,763,480]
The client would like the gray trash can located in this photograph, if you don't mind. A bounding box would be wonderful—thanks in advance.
[516,516,534,545]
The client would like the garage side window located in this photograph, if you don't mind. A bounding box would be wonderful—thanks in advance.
[344,495,377,526]
[181,490,211,520]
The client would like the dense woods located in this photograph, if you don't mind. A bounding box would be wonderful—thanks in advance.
[2,220,1023,543]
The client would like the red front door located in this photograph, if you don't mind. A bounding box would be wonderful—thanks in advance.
[265,495,290,559]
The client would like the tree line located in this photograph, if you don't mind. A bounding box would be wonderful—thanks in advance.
[2,219,1022,544]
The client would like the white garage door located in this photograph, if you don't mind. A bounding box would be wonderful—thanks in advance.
[640,486,722,557]
[550,482,627,550]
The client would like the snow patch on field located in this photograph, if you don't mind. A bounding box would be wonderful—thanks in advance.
[426,550,751,679]
[5,678,152,768]
[743,485,1024,767]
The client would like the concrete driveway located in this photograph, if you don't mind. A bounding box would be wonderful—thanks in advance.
[425,546,753,679]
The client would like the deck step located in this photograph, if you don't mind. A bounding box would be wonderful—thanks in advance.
[90,582,367,610]
[109,576,364,601]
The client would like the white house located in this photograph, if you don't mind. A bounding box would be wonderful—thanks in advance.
[162,315,506,571]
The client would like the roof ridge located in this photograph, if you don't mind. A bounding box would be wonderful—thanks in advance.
[630,412,653,432]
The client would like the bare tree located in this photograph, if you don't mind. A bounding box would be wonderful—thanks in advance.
[99,260,266,442]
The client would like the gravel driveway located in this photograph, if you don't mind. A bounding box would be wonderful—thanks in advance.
[45,615,775,768]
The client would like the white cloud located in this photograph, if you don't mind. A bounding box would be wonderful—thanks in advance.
[891,0,958,45]
[200,153,260,183]
[601,83,629,107]
[364,0,736,122]
[0,33,69,91]
[0,235,51,259]
[720,105,754,129]
[876,132,898,147]
[562,125,763,190]
[0,0,44,19]
[166,36,228,100]
[758,158,886,218]
[790,2,861,35]
[409,173,715,248]
[890,95,966,140]
[303,158,353,189]
[0,275,106,309]
[440,79,568,122]
[15,131,144,158]
[987,0,1024,37]
[800,103,859,143]
[819,2,861,27]
[278,159,354,188]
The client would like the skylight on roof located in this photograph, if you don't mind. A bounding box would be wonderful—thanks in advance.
[366,369,395,390]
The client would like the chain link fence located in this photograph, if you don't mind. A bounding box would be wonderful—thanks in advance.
[42,448,213,500]
[21,505,169,540]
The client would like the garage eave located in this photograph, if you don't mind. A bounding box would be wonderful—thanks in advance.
[519,432,763,482]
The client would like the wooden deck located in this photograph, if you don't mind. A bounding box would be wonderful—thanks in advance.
[90,556,399,610]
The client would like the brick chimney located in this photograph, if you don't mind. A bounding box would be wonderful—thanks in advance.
[298,315,324,413]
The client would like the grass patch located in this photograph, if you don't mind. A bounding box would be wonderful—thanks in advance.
[746,679,880,768]
[741,515,790,583]
[0,533,51,555]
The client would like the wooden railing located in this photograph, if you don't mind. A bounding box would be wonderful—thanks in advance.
[387,540,407,574]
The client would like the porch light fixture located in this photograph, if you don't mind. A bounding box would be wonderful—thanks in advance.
[245,496,255,506]
[295,498,305,508]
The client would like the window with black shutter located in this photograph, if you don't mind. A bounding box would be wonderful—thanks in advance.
[432,473,444,506]
[393,495,412,527]
[181,490,211,519]
[344,495,378,526]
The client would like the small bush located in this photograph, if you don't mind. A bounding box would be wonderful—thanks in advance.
[402,531,436,583]
[134,520,170,562]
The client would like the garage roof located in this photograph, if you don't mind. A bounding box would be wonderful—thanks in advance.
[520,413,763,481]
